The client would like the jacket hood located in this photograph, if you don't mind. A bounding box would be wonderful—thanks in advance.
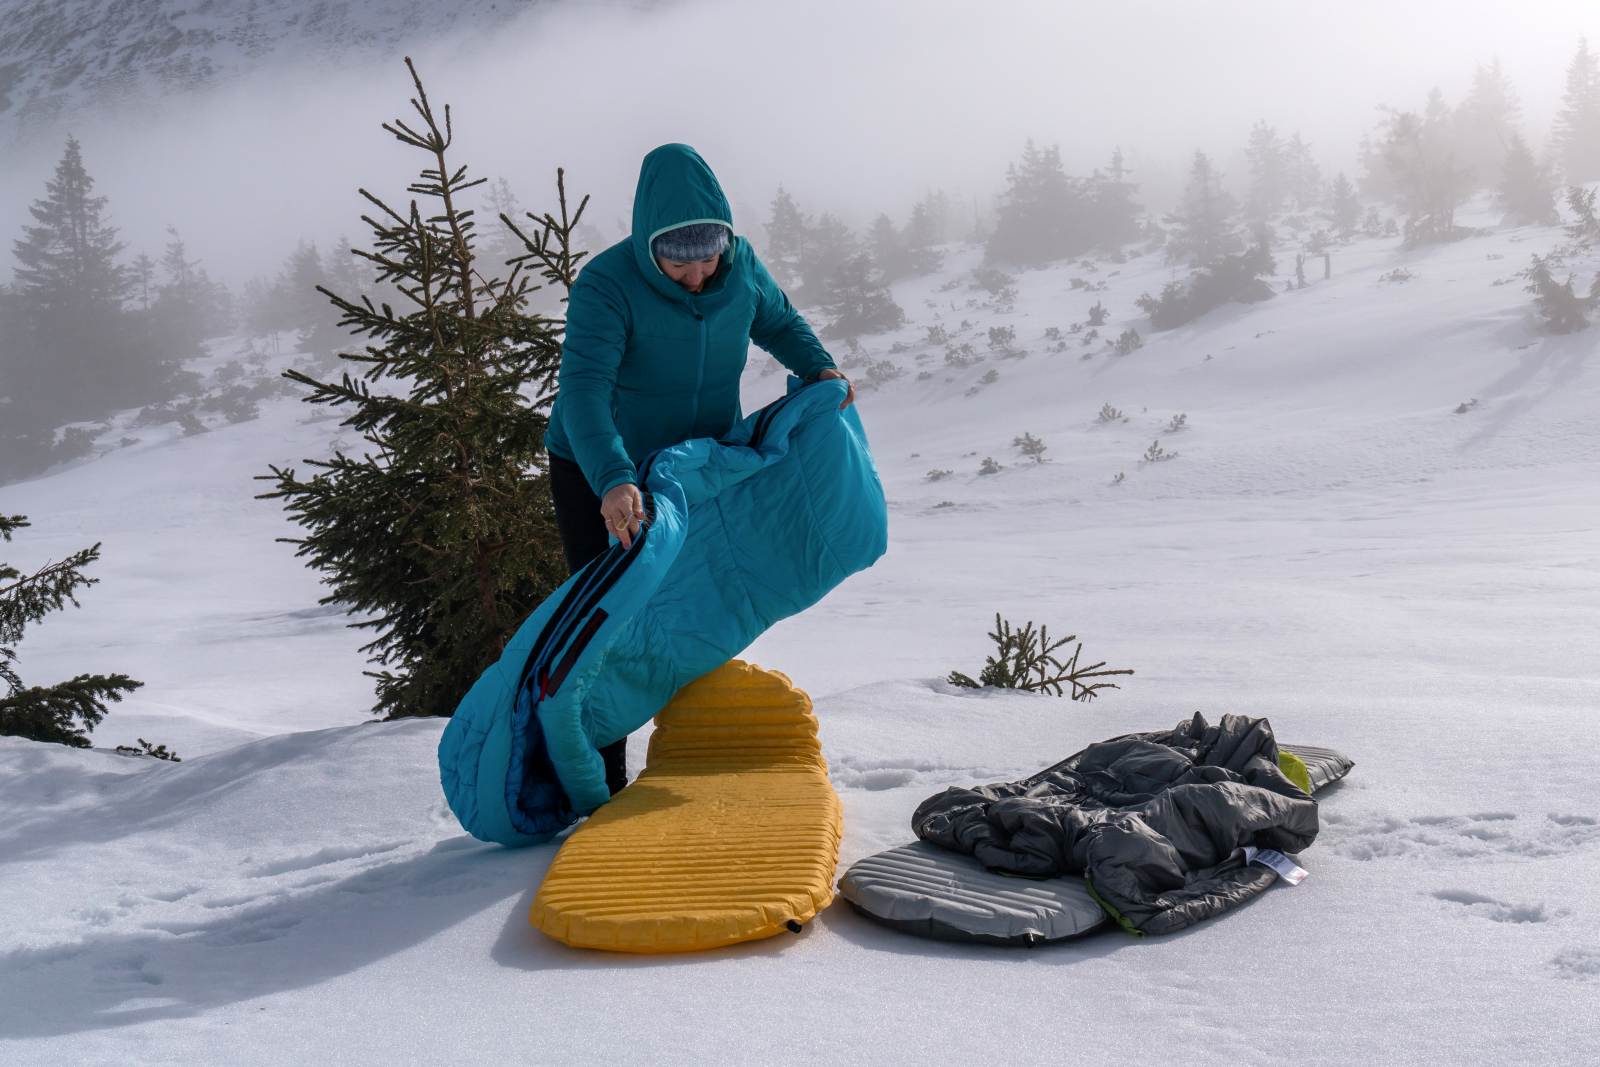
[631,143,736,301]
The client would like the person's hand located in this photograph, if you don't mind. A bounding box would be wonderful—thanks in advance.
[601,483,646,550]
[815,367,855,408]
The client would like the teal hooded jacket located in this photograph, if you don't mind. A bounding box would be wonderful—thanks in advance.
[545,143,837,497]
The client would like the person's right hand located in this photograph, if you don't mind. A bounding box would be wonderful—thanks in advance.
[601,483,646,550]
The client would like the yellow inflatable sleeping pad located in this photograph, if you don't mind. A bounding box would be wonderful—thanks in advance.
[530,660,843,953]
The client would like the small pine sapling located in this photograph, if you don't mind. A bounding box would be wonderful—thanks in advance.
[1142,440,1177,462]
[947,613,1135,699]
[925,468,954,481]
[1086,301,1108,327]
[1112,328,1142,355]
[1565,186,1600,245]
[1164,413,1188,433]
[978,456,1002,475]
[115,738,181,761]
[1522,253,1597,333]
[1097,403,1126,424]
[1012,432,1047,462]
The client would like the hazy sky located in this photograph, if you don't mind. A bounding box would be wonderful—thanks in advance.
[3,0,1598,288]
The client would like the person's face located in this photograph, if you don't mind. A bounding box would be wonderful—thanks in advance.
[656,253,720,293]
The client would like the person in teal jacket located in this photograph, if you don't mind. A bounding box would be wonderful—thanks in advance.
[544,142,854,792]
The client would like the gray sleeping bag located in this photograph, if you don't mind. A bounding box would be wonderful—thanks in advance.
[911,713,1322,936]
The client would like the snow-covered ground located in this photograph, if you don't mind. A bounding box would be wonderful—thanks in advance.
[4,200,1600,1065]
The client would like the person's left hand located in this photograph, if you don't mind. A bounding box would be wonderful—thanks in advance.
[815,368,855,408]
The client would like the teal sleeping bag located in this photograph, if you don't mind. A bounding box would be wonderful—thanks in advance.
[438,377,886,846]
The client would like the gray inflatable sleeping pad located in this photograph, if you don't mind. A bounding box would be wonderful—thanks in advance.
[839,742,1353,945]
[839,839,1108,944]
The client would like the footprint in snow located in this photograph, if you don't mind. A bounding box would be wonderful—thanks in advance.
[93,952,163,988]
[1325,811,1599,862]
[244,840,407,878]
[1429,889,1561,924]
[1552,946,1600,981]
[828,756,1018,793]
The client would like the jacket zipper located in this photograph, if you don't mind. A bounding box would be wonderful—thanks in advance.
[690,300,706,431]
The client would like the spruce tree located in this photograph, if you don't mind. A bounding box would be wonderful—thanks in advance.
[130,252,156,311]
[151,226,209,360]
[0,514,142,748]
[1087,146,1144,249]
[1550,37,1600,185]
[902,194,945,275]
[1523,254,1598,332]
[1499,133,1559,225]
[3,137,181,482]
[1565,185,1600,244]
[1283,132,1323,212]
[257,58,582,720]
[1455,57,1524,190]
[912,188,951,244]
[1381,92,1470,246]
[763,185,809,291]
[1245,121,1286,221]
[1356,128,1400,204]
[1328,172,1361,238]
[1166,151,1240,267]
[282,241,344,362]
[798,212,857,305]
[987,139,1088,267]
[7,136,137,426]
[868,213,909,282]
[820,252,905,339]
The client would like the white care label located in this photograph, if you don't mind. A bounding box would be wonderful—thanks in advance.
[1242,846,1308,885]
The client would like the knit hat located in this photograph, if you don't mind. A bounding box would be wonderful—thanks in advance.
[651,222,731,263]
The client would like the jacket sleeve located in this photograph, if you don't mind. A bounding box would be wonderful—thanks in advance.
[748,246,837,380]
[558,273,637,497]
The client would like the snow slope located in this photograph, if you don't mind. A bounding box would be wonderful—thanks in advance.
[3,198,1600,1064]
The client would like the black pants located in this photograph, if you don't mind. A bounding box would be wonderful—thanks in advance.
[548,453,629,795]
